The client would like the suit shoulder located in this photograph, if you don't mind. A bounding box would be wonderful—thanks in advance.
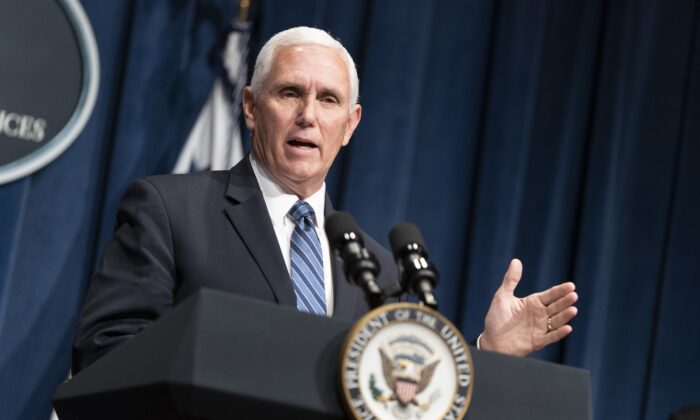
[120,171,230,208]
[137,171,228,196]
[141,170,229,189]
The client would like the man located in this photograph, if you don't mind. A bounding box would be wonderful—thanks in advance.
[73,27,577,373]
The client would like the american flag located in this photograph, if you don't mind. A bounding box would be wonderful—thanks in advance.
[173,19,250,173]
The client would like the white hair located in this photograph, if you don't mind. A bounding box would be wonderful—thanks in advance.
[250,26,359,109]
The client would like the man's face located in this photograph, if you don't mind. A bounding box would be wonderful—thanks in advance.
[243,44,361,198]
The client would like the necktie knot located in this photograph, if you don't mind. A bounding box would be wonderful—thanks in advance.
[289,200,315,225]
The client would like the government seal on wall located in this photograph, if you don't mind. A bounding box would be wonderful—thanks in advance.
[0,0,99,184]
[340,303,473,419]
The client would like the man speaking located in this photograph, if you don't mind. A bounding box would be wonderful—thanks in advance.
[72,27,578,373]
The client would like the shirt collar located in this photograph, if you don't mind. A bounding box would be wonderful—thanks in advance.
[249,153,326,228]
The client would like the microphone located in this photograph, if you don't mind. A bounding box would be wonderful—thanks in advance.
[325,212,384,308]
[389,223,439,309]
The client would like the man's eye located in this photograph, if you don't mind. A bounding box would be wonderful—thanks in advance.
[280,89,298,98]
[320,95,339,104]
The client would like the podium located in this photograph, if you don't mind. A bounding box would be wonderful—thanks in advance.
[54,289,591,419]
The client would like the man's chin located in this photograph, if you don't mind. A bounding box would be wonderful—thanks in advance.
[281,162,321,180]
[278,169,325,197]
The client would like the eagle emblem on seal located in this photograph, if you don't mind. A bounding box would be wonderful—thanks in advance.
[370,335,441,417]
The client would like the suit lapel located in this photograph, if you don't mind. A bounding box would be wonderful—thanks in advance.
[223,157,297,308]
[325,197,362,319]
[223,158,363,317]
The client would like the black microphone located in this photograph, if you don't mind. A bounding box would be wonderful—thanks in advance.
[389,223,439,309]
[325,212,384,308]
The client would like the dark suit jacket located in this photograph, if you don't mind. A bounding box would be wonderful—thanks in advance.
[72,157,397,373]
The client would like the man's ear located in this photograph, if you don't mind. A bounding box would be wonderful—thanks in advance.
[342,104,362,146]
[242,86,256,130]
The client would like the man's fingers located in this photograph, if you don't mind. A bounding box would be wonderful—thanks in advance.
[539,281,576,306]
[548,306,578,329]
[501,259,523,294]
[541,324,573,347]
[546,291,579,316]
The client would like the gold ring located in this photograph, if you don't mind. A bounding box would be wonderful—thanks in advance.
[547,317,554,332]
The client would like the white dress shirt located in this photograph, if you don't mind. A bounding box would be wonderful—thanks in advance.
[249,154,334,315]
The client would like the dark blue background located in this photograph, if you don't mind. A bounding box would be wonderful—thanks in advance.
[0,1,698,419]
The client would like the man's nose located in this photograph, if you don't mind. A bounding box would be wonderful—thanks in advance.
[296,97,317,127]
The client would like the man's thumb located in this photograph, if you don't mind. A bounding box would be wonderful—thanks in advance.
[501,258,523,294]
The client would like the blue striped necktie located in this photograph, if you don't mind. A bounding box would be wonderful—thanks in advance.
[288,200,326,315]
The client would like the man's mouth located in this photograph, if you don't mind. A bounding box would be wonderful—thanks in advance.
[287,139,317,149]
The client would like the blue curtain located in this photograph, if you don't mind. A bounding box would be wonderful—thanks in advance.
[254,1,700,419]
[0,0,698,419]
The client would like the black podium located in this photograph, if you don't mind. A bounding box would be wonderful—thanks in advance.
[54,289,591,419]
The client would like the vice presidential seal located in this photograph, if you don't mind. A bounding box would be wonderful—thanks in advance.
[340,303,473,419]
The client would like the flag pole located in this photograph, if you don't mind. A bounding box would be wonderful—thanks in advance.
[237,0,251,23]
